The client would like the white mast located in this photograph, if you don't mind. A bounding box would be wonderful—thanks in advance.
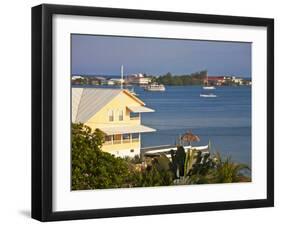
[121,65,124,89]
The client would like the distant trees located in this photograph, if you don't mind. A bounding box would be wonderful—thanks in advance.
[155,70,207,85]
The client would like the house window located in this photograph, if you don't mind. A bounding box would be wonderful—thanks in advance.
[104,135,112,145]
[118,110,123,121]
[122,134,130,143]
[108,109,114,121]
[131,133,139,142]
[130,112,139,120]
[113,134,121,144]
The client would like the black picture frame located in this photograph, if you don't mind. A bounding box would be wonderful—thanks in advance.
[32,4,274,222]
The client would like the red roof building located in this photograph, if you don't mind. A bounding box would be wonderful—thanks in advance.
[204,76,226,86]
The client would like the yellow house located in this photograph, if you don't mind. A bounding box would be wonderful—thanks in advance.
[72,88,156,157]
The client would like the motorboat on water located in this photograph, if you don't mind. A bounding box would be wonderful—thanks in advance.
[144,83,166,91]
[200,93,217,98]
[202,86,215,90]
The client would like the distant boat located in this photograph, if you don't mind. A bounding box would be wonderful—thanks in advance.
[202,86,215,90]
[144,83,166,91]
[200,93,217,98]
[202,73,215,90]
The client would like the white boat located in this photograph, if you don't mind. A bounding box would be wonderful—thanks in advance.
[144,83,166,91]
[142,144,209,158]
[203,73,216,90]
[200,93,217,98]
[203,86,215,90]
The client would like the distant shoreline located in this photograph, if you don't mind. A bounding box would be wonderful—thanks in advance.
[72,71,252,87]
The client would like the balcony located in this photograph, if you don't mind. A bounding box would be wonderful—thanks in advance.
[132,138,139,143]
[130,116,140,120]
[113,140,122,144]
[103,134,140,145]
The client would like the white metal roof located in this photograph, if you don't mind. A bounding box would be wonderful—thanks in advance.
[99,124,156,135]
[127,106,155,113]
[72,88,83,122]
[72,88,122,123]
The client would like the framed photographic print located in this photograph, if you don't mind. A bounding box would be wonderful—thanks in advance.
[31,4,274,221]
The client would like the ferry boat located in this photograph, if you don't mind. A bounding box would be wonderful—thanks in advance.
[202,86,215,90]
[200,93,217,98]
[144,83,166,91]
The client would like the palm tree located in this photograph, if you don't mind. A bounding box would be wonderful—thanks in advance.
[210,152,251,183]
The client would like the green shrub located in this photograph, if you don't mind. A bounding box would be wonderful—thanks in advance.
[71,123,131,190]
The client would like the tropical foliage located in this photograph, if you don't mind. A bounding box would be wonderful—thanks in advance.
[72,123,251,190]
[72,123,131,190]
[72,123,174,190]
[209,152,251,183]
[171,147,251,185]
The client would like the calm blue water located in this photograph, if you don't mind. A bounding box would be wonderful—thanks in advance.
[136,86,251,166]
[73,85,251,166]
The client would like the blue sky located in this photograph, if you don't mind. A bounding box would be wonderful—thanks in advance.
[71,34,251,77]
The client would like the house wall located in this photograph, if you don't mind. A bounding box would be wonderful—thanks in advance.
[85,91,143,156]
[103,141,141,158]
[85,91,142,128]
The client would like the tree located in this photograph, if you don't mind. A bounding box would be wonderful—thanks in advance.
[72,123,174,190]
[132,154,173,187]
[171,147,250,185]
[71,123,131,190]
[209,152,251,183]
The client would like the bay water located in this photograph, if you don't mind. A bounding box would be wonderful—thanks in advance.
[138,86,251,166]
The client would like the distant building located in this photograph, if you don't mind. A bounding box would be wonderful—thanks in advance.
[204,75,248,86]
[72,75,108,85]
[72,75,85,85]
[84,76,108,85]
[72,75,83,80]
[106,80,115,86]
[244,80,252,86]
[231,76,244,85]
[127,73,151,85]
[72,88,155,157]
[94,76,107,85]
[107,78,125,85]
[204,76,226,86]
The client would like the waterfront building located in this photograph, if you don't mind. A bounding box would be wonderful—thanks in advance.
[107,78,125,85]
[71,75,85,85]
[231,76,244,85]
[127,73,152,85]
[72,75,83,80]
[204,76,226,86]
[72,88,156,157]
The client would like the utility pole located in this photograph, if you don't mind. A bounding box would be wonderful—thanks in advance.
[121,65,124,89]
